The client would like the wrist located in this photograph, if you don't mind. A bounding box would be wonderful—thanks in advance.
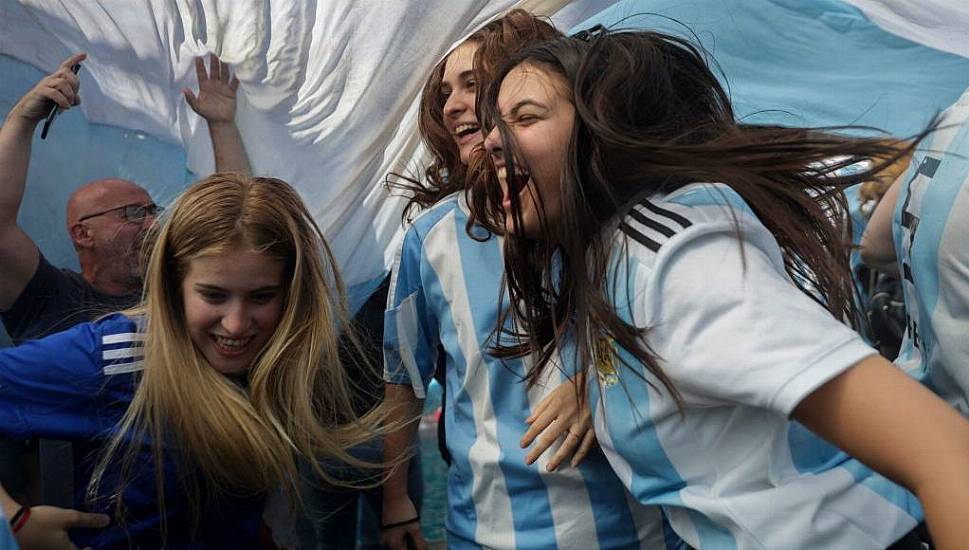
[2,112,40,135]
[207,120,238,132]
[8,506,30,535]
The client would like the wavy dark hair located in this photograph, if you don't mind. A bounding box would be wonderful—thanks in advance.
[388,9,561,224]
[475,29,926,400]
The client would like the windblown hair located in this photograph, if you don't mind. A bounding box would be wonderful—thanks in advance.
[89,173,389,532]
[476,30,926,399]
[390,9,561,223]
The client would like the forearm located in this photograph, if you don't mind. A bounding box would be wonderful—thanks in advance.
[0,482,19,518]
[0,114,37,225]
[383,383,423,500]
[794,356,969,549]
[208,121,251,175]
[860,176,902,273]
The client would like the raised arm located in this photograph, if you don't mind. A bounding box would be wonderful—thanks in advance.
[183,54,252,174]
[0,52,85,311]
[794,355,969,549]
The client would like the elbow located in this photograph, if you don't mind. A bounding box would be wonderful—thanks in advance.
[859,235,898,275]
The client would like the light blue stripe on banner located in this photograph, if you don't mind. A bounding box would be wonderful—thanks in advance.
[570,0,969,137]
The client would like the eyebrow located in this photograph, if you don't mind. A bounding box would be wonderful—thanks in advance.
[504,99,549,118]
[194,283,281,293]
[442,69,475,90]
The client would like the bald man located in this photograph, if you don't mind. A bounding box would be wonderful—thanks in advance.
[0,53,157,343]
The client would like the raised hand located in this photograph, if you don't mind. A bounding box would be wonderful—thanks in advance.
[183,54,240,124]
[9,52,86,125]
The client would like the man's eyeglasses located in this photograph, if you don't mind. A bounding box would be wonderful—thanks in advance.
[78,202,162,223]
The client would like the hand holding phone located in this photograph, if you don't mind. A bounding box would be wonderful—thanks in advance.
[40,63,82,140]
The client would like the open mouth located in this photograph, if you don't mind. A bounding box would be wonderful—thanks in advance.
[454,122,480,142]
[211,334,254,356]
[497,165,531,207]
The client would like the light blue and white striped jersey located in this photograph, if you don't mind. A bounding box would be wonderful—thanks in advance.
[592,183,922,549]
[384,193,680,550]
[893,87,969,413]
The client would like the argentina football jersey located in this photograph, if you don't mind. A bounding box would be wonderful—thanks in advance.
[384,193,679,549]
[591,183,922,549]
[892,87,969,413]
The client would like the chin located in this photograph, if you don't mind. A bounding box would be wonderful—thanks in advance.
[205,353,252,376]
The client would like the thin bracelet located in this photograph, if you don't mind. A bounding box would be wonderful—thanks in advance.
[380,515,420,530]
[9,506,30,534]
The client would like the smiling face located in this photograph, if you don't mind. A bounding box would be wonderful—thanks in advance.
[485,63,575,237]
[181,244,285,375]
[442,41,483,166]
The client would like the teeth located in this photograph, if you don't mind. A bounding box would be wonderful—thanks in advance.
[495,167,529,181]
[213,335,251,349]
[455,123,479,136]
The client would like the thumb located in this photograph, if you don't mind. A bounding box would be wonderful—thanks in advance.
[64,510,111,529]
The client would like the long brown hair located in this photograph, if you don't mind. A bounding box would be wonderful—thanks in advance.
[389,9,561,223]
[476,30,926,400]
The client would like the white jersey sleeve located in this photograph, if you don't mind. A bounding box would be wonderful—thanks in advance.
[634,202,876,414]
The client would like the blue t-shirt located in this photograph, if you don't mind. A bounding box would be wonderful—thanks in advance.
[0,314,263,549]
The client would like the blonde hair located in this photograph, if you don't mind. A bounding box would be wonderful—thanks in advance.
[90,173,391,530]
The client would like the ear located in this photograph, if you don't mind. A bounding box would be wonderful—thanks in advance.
[70,222,94,249]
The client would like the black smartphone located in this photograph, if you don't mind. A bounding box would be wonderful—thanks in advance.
[40,63,82,140]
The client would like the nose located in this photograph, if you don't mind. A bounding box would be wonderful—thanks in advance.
[221,301,251,335]
[443,89,471,120]
[484,125,502,159]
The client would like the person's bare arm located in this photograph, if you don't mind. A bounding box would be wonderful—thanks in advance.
[0,53,86,311]
[183,54,252,175]
[380,383,427,550]
[794,355,969,549]
[860,175,903,274]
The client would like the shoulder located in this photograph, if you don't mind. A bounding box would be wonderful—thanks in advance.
[618,183,771,266]
[405,193,463,237]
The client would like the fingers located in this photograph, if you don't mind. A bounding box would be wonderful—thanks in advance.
[194,56,207,85]
[229,74,240,91]
[183,88,199,111]
[62,509,110,529]
[59,52,86,70]
[219,58,231,82]
[406,524,428,550]
[382,525,425,550]
[525,419,571,465]
[526,394,550,424]
[544,429,580,472]
[521,406,558,448]
[208,53,221,81]
[571,430,596,467]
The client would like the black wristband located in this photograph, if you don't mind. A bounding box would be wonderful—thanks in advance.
[380,515,420,530]
[8,505,27,527]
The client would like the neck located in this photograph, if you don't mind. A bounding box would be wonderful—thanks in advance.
[80,259,138,296]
